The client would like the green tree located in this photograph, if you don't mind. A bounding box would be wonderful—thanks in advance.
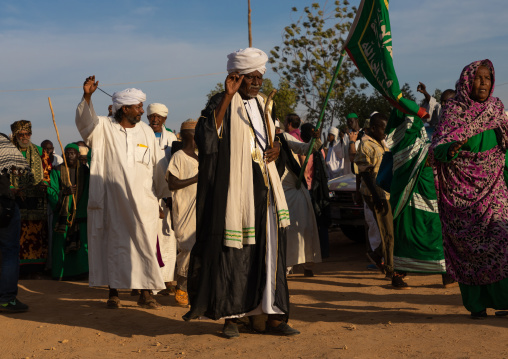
[261,78,298,121]
[205,78,297,121]
[206,82,225,101]
[339,83,416,127]
[269,1,366,127]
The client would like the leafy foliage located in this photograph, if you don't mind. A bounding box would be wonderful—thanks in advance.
[269,1,366,127]
[339,83,417,128]
[205,78,297,121]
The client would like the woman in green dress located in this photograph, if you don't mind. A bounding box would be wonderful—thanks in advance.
[430,59,508,319]
[47,143,89,280]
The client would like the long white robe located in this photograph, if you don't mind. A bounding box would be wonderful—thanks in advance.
[154,127,178,283]
[282,133,322,268]
[76,98,170,290]
[326,137,352,179]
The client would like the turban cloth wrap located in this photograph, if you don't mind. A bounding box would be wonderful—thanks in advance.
[147,103,169,117]
[227,47,268,75]
[111,88,147,115]
[329,127,339,137]
[11,120,32,136]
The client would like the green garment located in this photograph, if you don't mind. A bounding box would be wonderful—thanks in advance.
[459,277,508,313]
[386,109,445,273]
[47,164,89,280]
[434,129,508,311]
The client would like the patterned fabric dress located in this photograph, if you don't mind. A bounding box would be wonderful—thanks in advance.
[430,59,508,313]
[386,109,446,273]
[10,143,49,267]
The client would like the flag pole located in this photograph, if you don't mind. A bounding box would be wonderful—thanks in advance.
[296,49,347,189]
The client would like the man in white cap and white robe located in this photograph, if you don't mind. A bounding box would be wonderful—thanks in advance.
[184,48,299,338]
[325,127,350,179]
[146,103,177,295]
[76,76,170,309]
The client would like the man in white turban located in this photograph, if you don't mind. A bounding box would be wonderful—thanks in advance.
[75,76,170,309]
[146,102,178,295]
[184,48,299,338]
[325,126,350,179]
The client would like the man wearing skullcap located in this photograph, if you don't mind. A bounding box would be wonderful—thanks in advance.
[146,102,178,295]
[47,143,89,280]
[9,120,50,273]
[184,48,299,338]
[166,119,199,307]
[76,76,170,309]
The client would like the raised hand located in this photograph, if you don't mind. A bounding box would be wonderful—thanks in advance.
[348,130,359,143]
[225,72,244,96]
[83,75,99,104]
[417,82,427,94]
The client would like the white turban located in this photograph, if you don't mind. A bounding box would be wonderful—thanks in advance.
[147,103,168,117]
[329,127,339,137]
[111,88,146,115]
[227,47,268,75]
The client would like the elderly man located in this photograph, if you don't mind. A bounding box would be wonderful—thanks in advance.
[147,102,178,295]
[10,120,50,274]
[76,76,170,309]
[184,48,299,338]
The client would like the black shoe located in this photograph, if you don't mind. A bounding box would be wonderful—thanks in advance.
[222,321,239,339]
[471,310,487,319]
[442,273,457,288]
[391,276,410,290]
[267,322,300,336]
[495,311,508,317]
[0,298,29,313]
[366,252,384,273]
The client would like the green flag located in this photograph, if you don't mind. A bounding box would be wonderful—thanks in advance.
[343,0,427,119]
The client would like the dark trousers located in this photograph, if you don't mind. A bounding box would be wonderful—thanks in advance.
[363,195,394,274]
[0,204,21,303]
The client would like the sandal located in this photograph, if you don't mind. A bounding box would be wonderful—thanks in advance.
[137,296,162,310]
[106,296,121,309]
[495,311,508,317]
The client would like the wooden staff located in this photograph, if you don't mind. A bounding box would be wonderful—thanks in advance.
[264,89,277,148]
[48,97,77,223]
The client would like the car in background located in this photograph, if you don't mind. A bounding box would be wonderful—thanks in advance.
[328,173,366,243]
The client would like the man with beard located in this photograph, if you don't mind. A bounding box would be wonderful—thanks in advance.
[76,76,170,309]
[184,48,299,338]
[10,120,50,275]
[147,102,178,295]
[47,143,89,280]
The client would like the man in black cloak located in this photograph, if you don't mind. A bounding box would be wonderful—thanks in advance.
[183,48,299,338]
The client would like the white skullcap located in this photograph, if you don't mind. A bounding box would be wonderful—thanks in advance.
[111,88,146,115]
[227,47,268,75]
[369,111,379,118]
[147,103,168,117]
[275,119,281,128]
[329,127,339,137]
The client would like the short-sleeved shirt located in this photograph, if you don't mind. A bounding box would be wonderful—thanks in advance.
[354,135,390,200]
[166,150,199,250]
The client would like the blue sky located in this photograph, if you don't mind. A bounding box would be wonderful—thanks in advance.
[1,0,508,151]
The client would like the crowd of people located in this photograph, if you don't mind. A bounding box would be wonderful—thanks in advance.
[1,49,507,338]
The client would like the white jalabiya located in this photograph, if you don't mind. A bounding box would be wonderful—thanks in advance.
[326,136,352,179]
[282,133,322,267]
[76,98,170,290]
[154,128,178,283]
[167,150,198,277]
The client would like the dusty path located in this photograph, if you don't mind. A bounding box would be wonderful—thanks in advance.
[3,231,508,359]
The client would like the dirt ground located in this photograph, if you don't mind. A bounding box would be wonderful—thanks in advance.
[3,230,508,359]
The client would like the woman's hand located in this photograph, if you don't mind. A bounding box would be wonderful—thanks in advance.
[448,139,467,159]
